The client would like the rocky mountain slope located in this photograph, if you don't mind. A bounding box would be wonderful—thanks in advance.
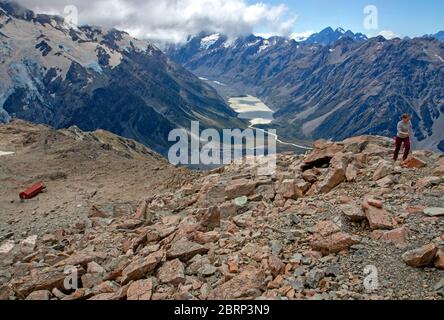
[168,31,444,153]
[0,1,244,155]
[0,119,200,243]
[1,121,443,300]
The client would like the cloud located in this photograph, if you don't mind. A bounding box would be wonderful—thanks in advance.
[14,0,297,44]
[290,30,315,42]
[378,30,401,40]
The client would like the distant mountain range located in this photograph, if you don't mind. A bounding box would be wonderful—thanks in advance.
[167,28,444,152]
[428,31,444,42]
[304,27,368,45]
[0,1,244,155]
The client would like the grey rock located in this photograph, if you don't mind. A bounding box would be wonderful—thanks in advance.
[306,268,325,289]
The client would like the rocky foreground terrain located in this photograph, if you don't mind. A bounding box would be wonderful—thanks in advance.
[0,120,444,300]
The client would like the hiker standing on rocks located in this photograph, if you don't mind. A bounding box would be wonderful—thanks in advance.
[393,114,412,163]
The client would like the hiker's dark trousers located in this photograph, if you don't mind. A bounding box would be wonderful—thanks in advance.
[394,136,410,161]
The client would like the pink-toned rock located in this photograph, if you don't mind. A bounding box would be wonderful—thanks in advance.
[318,167,346,193]
[362,200,393,230]
[376,176,395,188]
[302,250,323,260]
[121,250,163,284]
[302,170,318,183]
[345,164,358,182]
[311,232,359,255]
[304,141,344,166]
[433,162,444,176]
[268,255,285,278]
[209,268,265,300]
[81,273,103,289]
[278,179,303,199]
[26,290,51,300]
[225,179,257,200]
[337,195,354,204]
[88,285,129,300]
[194,231,220,245]
[14,267,85,299]
[380,227,408,247]
[416,176,442,188]
[127,279,153,300]
[373,160,393,181]
[295,180,311,194]
[157,259,185,286]
[135,200,148,220]
[402,243,438,267]
[366,197,384,209]
[197,178,226,206]
[315,221,341,237]
[403,157,426,169]
[434,250,444,270]
[54,250,106,268]
[340,204,367,222]
[219,202,239,219]
[195,207,220,230]
[166,239,209,262]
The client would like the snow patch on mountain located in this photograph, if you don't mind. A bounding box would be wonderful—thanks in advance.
[258,40,271,53]
[200,33,220,50]
[435,54,444,63]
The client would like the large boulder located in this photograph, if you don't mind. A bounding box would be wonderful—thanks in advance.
[311,232,359,255]
[303,140,343,168]
[402,243,438,267]
[318,167,346,193]
[362,199,393,230]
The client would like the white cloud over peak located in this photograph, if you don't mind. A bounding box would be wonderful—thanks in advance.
[14,0,297,44]
[290,30,315,42]
[378,30,401,40]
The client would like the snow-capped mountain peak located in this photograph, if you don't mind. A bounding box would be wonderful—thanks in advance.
[200,33,221,50]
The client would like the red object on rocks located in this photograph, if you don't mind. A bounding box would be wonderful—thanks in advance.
[19,182,45,200]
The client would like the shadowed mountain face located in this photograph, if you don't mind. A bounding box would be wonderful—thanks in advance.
[0,1,245,155]
[168,31,444,152]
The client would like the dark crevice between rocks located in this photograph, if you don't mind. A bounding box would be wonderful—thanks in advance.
[301,157,332,171]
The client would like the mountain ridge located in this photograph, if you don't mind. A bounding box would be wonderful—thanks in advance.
[167,29,444,152]
[0,1,245,155]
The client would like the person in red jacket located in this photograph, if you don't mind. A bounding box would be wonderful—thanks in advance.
[393,114,412,162]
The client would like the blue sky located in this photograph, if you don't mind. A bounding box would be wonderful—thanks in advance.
[251,0,444,37]
[18,0,444,44]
